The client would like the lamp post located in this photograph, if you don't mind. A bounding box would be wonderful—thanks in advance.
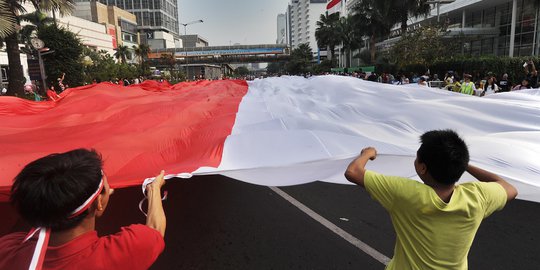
[426,0,455,22]
[180,19,204,36]
[180,20,203,80]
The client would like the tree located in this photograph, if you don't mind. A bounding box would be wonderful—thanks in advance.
[38,24,84,87]
[390,24,465,69]
[337,15,363,68]
[0,0,16,38]
[133,44,151,76]
[160,53,178,80]
[235,66,249,76]
[315,12,340,63]
[133,44,150,63]
[286,43,313,75]
[352,0,395,64]
[18,11,54,54]
[1,0,74,96]
[267,62,285,75]
[114,45,131,64]
[396,0,430,34]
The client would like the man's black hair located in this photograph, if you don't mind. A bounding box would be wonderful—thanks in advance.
[11,149,103,231]
[417,130,469,185]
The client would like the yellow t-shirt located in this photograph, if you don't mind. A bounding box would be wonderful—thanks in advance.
[364,170,507,270]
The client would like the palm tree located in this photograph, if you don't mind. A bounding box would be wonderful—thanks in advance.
[19,11,55,54]
[133,44,150,64]
[352,0,395,64]
[2,0,74,96]
[0,0,16,38]
[396,0,430,34]
[315,12,340,63]
[114,45,131,64]
[336,15,363,68]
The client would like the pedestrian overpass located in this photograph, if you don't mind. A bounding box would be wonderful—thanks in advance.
[147,44,291,65]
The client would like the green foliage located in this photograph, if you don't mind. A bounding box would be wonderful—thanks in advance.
[0,0,16,38]
[425,56,540,84]
[390,25,465,69]
[286,43,313,75]
[38,24,84,87]
[114,45,131,64]
[133,44,151,75]
[311,59,334,74]
[266,62,286,74]
[235,66,250,76]
[352,0,395,63]
[315,12,340,60]
[82,48,138,83]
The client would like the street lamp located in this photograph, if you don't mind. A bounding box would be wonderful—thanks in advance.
[180,20,203,80]
[180,19,204,36]
[426,0,455,22]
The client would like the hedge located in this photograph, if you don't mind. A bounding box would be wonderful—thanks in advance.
[376,56,540,84]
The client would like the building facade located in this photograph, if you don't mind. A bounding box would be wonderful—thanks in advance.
[56,15,116,55]
[180,35,209,48]
[276,13,287,44]
[344,0,540,58]
[74,1,139,50]
[75,0,180,49]
[286,0,327,57]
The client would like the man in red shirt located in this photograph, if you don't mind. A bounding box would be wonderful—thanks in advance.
[0,149,167,270]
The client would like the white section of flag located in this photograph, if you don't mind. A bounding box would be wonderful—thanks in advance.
[326,0,342,14]
[194,76,540,203]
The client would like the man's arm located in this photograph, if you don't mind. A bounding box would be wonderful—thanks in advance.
[344,147,377,187]
[467,164,518,201]
[146,170,167,237]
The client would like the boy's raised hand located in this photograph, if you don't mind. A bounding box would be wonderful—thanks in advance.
[361,147,377,160]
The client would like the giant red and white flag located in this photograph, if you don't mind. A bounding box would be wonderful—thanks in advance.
[326,0,342,14]
[0,76,539,203]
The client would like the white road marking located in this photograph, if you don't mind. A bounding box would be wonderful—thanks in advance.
[269,186,391,265]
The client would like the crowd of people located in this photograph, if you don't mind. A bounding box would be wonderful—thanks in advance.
[331,60,539,97]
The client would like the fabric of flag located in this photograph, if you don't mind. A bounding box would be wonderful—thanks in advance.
[0,76,539,203]
[326,0,342,14]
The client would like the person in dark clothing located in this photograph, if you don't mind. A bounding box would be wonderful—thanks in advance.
[498,73,511,92]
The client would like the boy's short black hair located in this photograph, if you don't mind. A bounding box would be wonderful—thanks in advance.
[417,130,469,185]
[11,149,103,231]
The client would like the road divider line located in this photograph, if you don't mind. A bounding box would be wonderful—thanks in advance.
[269,186,391,265]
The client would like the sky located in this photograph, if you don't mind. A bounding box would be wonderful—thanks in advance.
[177,0,290,46]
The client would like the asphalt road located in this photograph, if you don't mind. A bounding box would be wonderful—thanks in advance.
[2,175,539,269]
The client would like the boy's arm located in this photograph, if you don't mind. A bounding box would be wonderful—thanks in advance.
[345,147,377,188]
[467,164,518,201]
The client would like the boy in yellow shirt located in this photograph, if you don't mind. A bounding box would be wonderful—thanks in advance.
[345,130,517,270]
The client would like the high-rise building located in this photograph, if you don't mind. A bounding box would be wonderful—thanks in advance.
[276,14,287,44]
[286,0,327,56]
[75,0,180,49]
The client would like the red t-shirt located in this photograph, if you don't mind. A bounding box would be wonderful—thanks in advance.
[0,224,164,270]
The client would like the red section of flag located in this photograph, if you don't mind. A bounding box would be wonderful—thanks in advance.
[326,0,341,10]
[0,80,248,201]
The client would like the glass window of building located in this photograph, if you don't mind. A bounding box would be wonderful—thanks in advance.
[483,7,495,27]
[154,12,162,26]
